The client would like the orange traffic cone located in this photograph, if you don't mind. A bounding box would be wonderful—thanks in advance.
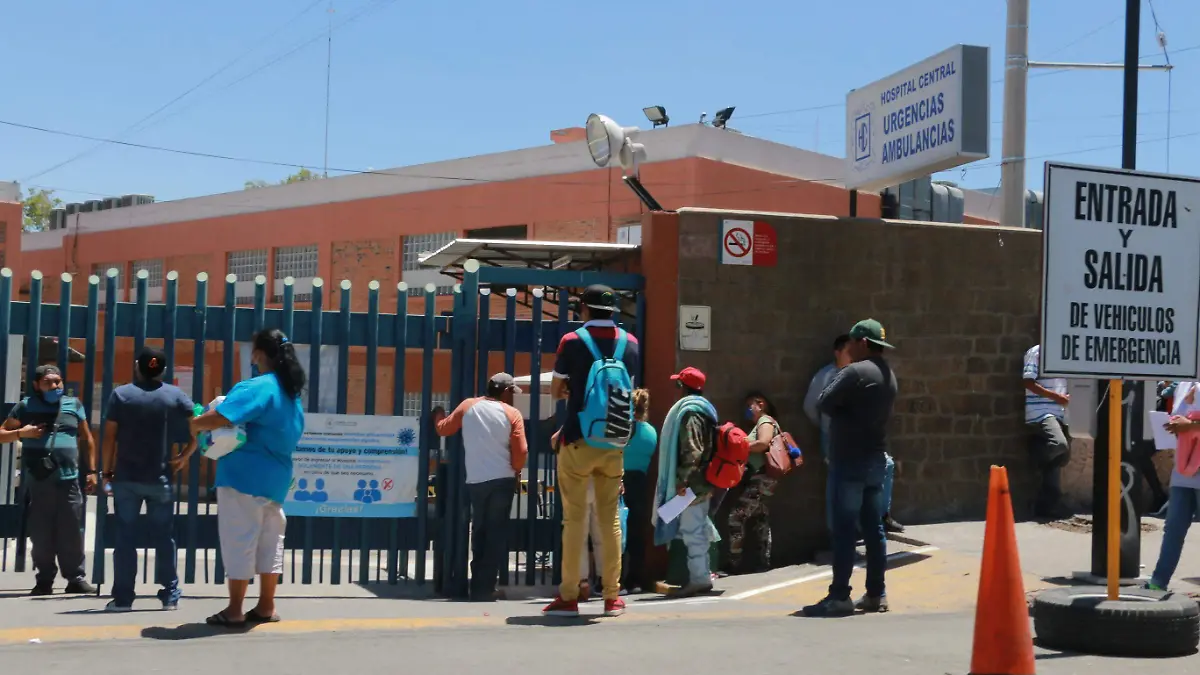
[969,465,1036,675]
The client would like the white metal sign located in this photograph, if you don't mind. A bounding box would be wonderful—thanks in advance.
[1040,162,1200,380]
[679,305,711,351]
[844,44,990,191]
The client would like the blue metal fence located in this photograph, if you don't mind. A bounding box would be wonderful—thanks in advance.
[0,260,644,597]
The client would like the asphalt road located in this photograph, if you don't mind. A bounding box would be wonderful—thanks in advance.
[3,609,1196,675]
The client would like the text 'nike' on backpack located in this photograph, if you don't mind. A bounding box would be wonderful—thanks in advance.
[704,422,750,489]
[574,327,635,449]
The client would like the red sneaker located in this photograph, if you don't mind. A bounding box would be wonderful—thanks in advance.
[542,597,580,617]
[604,597,626,617]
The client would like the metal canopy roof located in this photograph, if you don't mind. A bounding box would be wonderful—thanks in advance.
[418,238,638,274]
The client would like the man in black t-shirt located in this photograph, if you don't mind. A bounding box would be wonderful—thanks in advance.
[102,347,196,612]
[542,285,639,619]
[805,319,898,618]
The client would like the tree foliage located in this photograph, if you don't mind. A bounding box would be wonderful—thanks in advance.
[244,168,322,190]
[22,187,62,232]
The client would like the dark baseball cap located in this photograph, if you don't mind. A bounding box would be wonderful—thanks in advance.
[849,319,894,349]
[670,366,706,391]
[487,372,522,396]
[137,346,168,378]
[580,284,617,312]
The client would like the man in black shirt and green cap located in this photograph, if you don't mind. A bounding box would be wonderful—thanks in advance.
[804,319,898,617]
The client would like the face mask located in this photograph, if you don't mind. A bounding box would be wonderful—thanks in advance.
[250,362,260,378]
[745,407,756,421]
[42,388,64,404]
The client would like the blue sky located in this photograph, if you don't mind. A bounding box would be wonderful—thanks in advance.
[1,0,1194,204]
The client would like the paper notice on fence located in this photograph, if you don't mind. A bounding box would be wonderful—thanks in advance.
[1149,411,1177,451]
[657,488,696,524]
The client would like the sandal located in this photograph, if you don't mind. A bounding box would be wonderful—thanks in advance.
[205,610,246,628]
[245,609,281,624]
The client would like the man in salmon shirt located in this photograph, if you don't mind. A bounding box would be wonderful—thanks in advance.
[436,373,528,602]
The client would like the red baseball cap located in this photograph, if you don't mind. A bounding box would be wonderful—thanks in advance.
[670,366,706,391]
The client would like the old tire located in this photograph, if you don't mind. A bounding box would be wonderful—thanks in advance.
[1032,586,1200,657]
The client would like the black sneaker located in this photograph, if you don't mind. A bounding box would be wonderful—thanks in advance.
[801,595,855,617]
[883,515,906,534]
[29,584,53,597]
[64,580,97,594]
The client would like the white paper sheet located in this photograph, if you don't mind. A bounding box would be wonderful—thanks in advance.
[1149,411,1177,451]
[656,488,696,524]
[1174,382,1199,416]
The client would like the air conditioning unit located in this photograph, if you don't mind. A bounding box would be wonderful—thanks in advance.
[81,200,101,213]
[119,194,154,207]
[100,197,120,210]
[48,209,67,231]
[64,203,82,216]
[1024,190,1044,230]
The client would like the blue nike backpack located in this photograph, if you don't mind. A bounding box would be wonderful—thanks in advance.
[574,327,635,449]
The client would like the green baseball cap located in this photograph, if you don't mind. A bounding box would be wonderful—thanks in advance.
[849,318,894,349]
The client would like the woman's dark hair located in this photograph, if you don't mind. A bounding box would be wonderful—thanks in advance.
[744,390,777,418]
[252,329,305,399]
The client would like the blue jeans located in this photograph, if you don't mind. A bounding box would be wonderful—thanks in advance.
[1151,486,1200,588]
[882,453,895,514]
[828,456,888,600]
[112,481,180,607]
[825,453,894,533]
[676,496,713,586]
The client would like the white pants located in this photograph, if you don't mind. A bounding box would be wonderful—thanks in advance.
[579,480,605,580]
[217,487,287,580]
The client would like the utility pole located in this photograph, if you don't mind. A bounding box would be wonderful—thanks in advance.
[999,0,1029,229]
[998,0,1170,229]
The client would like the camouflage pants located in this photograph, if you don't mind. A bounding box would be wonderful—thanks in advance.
[727,473,777,571]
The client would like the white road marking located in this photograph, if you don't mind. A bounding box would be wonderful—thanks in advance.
[726,545,939,601]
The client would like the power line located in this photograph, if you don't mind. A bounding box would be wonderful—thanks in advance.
[962,128,1200,172]
[20,0,327,183]
[1147,0,1173,171]
[143,0,399,135]
[0,118,490,183]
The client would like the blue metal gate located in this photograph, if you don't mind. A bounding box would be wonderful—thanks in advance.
[436,261,644,598]
[0,260,644,597]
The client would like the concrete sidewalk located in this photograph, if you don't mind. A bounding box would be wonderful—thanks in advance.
[0,515,1195,647]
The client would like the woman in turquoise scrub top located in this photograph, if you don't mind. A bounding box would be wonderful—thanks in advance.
[621,388,657,592]
[191,328,305,628]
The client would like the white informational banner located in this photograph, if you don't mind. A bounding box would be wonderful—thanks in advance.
[285,413,421,518]
[237,343,339,413]
[1040,162,1200,380]
[845,44,990,191]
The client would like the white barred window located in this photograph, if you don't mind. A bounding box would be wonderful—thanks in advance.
[274,245,318,302]
[228,249,267,281]
[403,391,450,418]
[402,232,455,272]
[228,249,267,305]
[131,259,164,303]
[92,262,124,302]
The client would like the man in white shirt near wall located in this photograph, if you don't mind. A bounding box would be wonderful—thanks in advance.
[436,373,528,602]
[1023,345,1072,520]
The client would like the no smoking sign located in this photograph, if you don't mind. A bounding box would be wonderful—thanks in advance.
[720,219,778,267]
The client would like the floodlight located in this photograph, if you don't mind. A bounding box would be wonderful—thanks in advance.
[712,106,736,129]
[584,113,646,175]
[643,106,669,127]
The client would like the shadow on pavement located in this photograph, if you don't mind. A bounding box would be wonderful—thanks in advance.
[141,623,252,640]
[1032,641,1084,660]
[636,590,726,603]
[504,615,599,627]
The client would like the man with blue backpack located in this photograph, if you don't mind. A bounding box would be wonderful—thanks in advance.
[543,285,639,619]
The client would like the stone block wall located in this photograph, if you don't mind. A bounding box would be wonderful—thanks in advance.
[668,209,1043,563]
